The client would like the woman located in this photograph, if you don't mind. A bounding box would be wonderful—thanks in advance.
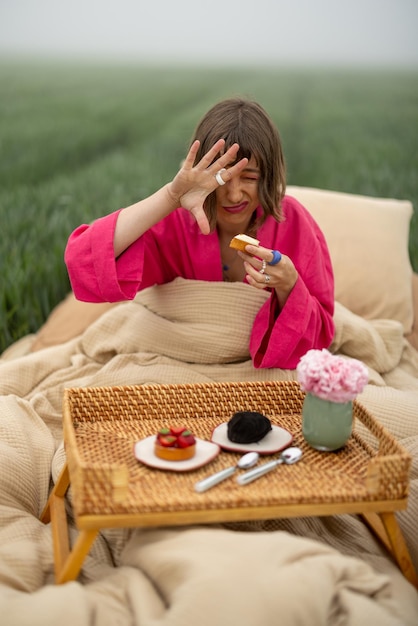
[65,98,335,369]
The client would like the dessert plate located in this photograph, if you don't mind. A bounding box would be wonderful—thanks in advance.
[134,436,220,472]
[211,423,293,455]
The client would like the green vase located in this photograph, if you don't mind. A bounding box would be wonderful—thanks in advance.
[302,392,353,451]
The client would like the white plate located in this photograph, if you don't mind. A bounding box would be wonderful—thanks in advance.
[211,423,293,454]
[134,436,221,472]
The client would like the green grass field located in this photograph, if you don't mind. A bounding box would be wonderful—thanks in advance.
[1,60,418,353]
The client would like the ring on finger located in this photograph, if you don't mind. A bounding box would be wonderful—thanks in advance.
[259,259,267,275]
[268,250,282,266]
[264,274,271,284]
[215,168,227,186]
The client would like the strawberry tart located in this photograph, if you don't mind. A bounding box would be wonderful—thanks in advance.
[154,426,196,461]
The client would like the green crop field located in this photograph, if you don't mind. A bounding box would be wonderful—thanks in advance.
[1,60,418,353]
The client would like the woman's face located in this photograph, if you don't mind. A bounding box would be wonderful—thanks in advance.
[215,156,261,234]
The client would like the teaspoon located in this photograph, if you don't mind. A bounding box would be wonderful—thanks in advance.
[237,447,303,485]
[194,451,259,493]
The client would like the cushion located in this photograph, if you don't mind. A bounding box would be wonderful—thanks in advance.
[406,272,418,350]
[287,186,414,334]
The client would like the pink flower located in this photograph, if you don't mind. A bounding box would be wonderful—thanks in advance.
[296,349,368,403]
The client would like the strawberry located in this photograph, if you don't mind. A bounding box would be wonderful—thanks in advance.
[158,435,177,447]
[157,427,171,443]
[177,431,196,448]
[170,426,187,437]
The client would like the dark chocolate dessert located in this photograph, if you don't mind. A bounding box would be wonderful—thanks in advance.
[227,411,272,444]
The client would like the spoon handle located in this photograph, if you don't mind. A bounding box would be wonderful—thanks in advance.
[194,466,237,493]
[237,459,282,485]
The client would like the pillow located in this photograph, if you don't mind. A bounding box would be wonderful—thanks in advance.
[287,186,414,334]
[407,272,418,350]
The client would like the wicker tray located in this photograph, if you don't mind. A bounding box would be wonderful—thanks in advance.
[63,380,411,518]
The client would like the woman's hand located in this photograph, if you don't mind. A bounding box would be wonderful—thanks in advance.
[239,245,299,308]
[167,139,248,234]
[113,138,247,257]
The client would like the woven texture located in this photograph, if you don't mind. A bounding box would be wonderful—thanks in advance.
[63,380,411,518]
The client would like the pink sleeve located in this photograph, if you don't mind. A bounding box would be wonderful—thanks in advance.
[65,210,156,302]
[64,208,215,302]
[249,200,335,369]
[65,212,118,302]
[249,276,335,369]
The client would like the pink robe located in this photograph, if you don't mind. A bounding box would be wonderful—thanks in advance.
[65,195,335,369]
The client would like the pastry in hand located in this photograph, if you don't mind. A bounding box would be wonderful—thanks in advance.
[229,234,260,253]
[227,411,272,444]
[154,426,196,461]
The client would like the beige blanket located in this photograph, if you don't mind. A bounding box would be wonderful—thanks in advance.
[1,279,418,625]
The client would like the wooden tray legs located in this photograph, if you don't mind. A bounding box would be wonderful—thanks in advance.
[41,463,99,584]
[361,512,418,589]
[41,465,418,589]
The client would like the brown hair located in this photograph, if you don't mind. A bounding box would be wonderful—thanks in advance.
[190,98,286,232]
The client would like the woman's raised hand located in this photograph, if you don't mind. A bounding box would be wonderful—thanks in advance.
[168,139,248,234]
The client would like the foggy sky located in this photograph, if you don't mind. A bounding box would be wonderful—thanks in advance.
[1,0,418,66]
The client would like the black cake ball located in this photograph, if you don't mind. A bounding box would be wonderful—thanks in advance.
[227,411,272,444]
